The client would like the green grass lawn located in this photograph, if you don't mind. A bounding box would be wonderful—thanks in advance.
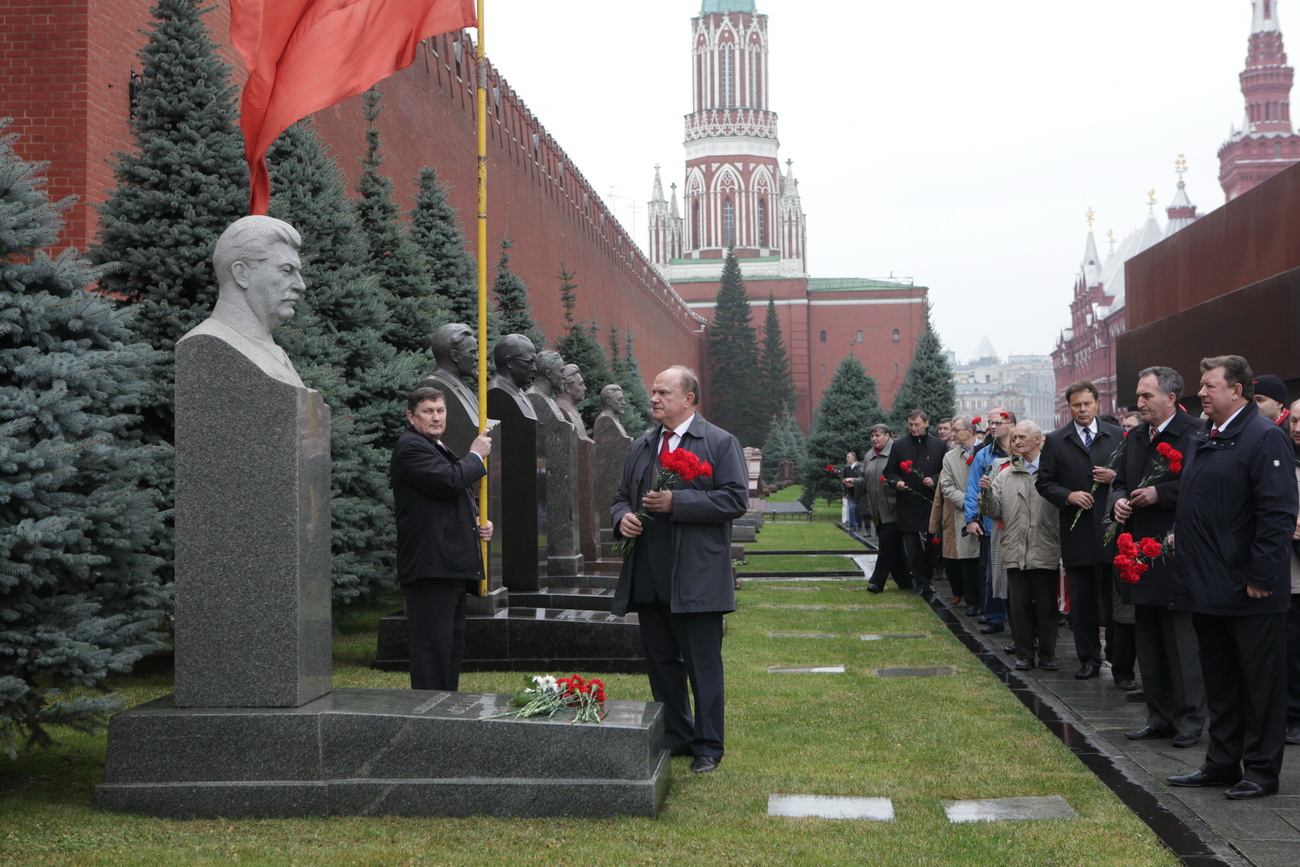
[744,521,857,552]
[764,484,843,520]
[0,534,1176,865]
[738,555,861,574]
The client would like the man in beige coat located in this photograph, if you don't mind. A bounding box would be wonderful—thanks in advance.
[933,417,981,614]
[988,421,1062,671]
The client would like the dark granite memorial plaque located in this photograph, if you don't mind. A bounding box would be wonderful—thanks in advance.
[527,390,583,577]
[488,380,543,592]
[173,336,331,708]
[593,413,631,532]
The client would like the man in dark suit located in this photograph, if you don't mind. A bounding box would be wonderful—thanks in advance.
[1166,356,1297,799]
[1109,366,1205,748]
[884,409,947,597]
[1037,380,1129,682]
[390,385,493,692]
[611,366,748,774]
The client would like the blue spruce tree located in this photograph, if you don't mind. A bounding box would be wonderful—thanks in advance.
[0,123,168,758]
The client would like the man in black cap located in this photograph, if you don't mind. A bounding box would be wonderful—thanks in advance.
[1253,374,1291,428]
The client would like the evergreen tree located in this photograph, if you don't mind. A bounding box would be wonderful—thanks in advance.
[761,410,807,484]
[267,119,415,608]
[608,327,651,436]
[802,354,885,503]
[553,261,612,430]
[409,166,479,329]
[1,124,168,758]
[89,0,247,441]
[759,293,796,422]
[354,88,445,357]
[707,250,764,446]
[888,304,956,431]
[491,236,545,349]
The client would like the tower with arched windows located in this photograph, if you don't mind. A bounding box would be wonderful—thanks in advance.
[1219,0,1300,199]
[648,0,806,280]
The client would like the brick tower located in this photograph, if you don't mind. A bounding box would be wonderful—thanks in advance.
[1219,0,1300,199]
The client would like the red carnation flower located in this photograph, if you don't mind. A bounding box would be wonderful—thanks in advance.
[1138,537,1164,559]
[966,454,974,465]
[972,417,982,424]
[900,460,914,473]
[879,475,887,483]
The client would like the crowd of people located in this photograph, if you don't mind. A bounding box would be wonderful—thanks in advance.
[840,355,1300,800]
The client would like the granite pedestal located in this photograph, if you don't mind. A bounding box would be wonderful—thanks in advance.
[487,383,543,591]
[527,391,583,578]
[96,688,668,818]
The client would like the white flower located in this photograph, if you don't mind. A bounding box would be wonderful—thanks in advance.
[533,675,559,692]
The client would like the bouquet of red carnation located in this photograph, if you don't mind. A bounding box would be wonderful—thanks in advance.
[612,446,713,556]
[1112,532,1171,583]
[497,673,608,723]
[1103,443,1184,546]
[895,459,933,501]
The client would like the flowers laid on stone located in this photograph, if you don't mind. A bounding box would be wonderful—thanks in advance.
[495,674,607,723]
[612,447,713,556]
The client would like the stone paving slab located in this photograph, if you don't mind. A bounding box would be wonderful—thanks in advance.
[942,796,1076,823]
[767,794,894,821]
[858,633,927,641]
[768,665,845,674]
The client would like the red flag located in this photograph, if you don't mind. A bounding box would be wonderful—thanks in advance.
[232,0,478,215]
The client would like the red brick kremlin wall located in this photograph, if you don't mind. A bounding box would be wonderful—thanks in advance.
[1,3,705,396]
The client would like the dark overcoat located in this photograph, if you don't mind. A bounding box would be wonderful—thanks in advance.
[1173,401,1297,615]
[1036,419,1124,567]
[1106,408,1197,607]
[611,413,748,616]
[390,428,487,584]
[883,433,947,532]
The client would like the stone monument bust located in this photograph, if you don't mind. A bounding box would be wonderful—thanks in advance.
[596,383,628,434]
[424,322,479,415]
[180,215,306,388]
[555,363,591,442]
[527,349,566,420]
[487,334,537,418]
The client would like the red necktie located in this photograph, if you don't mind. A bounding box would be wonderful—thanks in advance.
[1149,426,1158,443]
[1210,428,1220,439]
[660,430,672,463]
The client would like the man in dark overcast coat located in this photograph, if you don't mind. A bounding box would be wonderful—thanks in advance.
[1166,356,1297,800]
[612,365,748,775]
[884,409,947,596]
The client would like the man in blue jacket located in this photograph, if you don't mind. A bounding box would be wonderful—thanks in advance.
[391,386,493,692]
[1166,356,1297,799]
[612,366,748,774]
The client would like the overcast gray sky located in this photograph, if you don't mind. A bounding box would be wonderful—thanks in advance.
[484,0,1252,363]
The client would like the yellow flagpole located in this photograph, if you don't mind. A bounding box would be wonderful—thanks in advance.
[475,0,489,596]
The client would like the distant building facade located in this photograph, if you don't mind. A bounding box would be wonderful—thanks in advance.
[648,0,927,428]
[953,344,1056,428]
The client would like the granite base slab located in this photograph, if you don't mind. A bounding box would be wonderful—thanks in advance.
[96,688,668,819]
[509,586,616,612]
[375,607,646,674]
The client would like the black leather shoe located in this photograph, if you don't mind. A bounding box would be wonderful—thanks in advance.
[1038,657,1059,671]
[1285,725,1300,745]
[1167,769,1240,788]
[966,604,981,617]
[866,584,884,594]
[1125,725,1174,741]
[1125,689,1146,703]
[979,622,1004,634]
[1114,678,1137,691]
[1003,643,1016,654]
[1014,659,1034,671]
[1075,663,1100,679]
[1172,732,1199,748]
[1225,779,1277,799]
[690,755,721,774]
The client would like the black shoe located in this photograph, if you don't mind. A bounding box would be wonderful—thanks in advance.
[1172,732,1199,748]
[979,622,1004,634]
[1003,643,1016,654]
[1075,663,1100,680]
[1167,769,1240,788]
[1286,725,1300,745]
[1038,657,1059,671]
[1114,678,1137,691]
[866,584,884,594]
[1225,779,1277,800]
[690,755,721,774]
[1125,725,1174,741]
[1125,689,1146,703]
[966,604,981,617]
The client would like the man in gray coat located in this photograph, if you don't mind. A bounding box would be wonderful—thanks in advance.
[611,366,748,774]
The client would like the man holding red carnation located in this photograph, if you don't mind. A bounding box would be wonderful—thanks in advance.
[1108,366,1205,749]
[1166,355,1297,799]
[611,365,749,774]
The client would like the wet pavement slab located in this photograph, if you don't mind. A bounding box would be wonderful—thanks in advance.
[767,794,894,820]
